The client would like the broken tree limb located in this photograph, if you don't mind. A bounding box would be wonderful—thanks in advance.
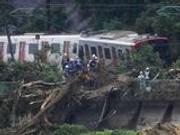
[152,72,160,80]
[11,81,24,127]
[95,87,113,129]
[13,78,82,135]
[22,81,58,88]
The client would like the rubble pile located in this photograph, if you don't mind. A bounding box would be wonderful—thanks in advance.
[140,123,180,135]
[0,69,121,135]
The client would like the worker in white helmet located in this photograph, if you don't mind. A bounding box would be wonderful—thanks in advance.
[87,54,99,72]
[138,71,145,90]
[61,53,69,70]
[144,67,150,80]
[144,67,151,92]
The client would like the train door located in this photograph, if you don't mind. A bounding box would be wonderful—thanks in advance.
[49,42,61,66]
[90,46,97,56]
[0,42,4,61]
[63,41,70,57]
[98,46,103,59]
[84,44,90,60]
[78,45,84,61]
[72,43,78,57]
[98,45,105,64]
[104,47,112,65]
[112,47,117,66]
[41,41,49,62]
[19,42,26,62]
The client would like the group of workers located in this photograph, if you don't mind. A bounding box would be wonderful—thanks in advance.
[61,53,99,79]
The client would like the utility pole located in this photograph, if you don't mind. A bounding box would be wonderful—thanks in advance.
[46,0,51,32]
[5,23,15,62]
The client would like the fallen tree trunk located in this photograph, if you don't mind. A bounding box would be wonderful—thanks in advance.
[22,81,58,88]
[13,78,82,135]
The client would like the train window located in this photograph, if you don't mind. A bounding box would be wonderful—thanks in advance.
[104,48,111,59]
[85,44,90,59]
[73,43,77,54]
[78,45,84,60]
[7,44,16,54]
[0,42,4,60]
[29,43,38,54]
[91,46,97,56]
[118,49,123,57]
[51,43,60,53]
[112,47,117,58]
[98,46,103,58]
[41,42,49,50]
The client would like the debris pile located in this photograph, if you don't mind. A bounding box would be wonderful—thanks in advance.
[0,67,121,135]
[140,123,180,135]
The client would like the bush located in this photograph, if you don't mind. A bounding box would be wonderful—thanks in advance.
[131,45,159,67]
[81,129,138,135]
[52,124,89,135]
[173,58,180,68]
[116,45,162,74]
[0,61,63,82]
[42,64,63,82]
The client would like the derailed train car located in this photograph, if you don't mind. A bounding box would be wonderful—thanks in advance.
[0,31,170,66]
[79,31,170,65]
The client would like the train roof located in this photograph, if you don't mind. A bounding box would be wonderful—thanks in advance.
[80,30,168,46]
[0,34,80,40]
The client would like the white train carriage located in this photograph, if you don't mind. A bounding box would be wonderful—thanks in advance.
[78,31,170,66]
[0,31,170,66]
[0,34,80,65]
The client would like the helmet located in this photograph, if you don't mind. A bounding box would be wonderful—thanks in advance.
[140,71,143,75]
[70,58,74,61]
[64,53,67,56]
[146,67,149,70]
[92,54,96,58]
[65,65,69,68]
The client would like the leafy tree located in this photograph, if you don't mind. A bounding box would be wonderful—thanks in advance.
[131,45,161,67]
[103,19,123,30]
[17,7,67,33]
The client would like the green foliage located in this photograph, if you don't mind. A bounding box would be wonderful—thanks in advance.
[103,19,123,30]
[52,124,88,135]
[51,124,138,135]
[116,62,126,74]
[0,61,63,82]
[173,58,180,68]
[0,0,17,33]
[135,2,180,41]
[42,64,63,82]
[81,129,137,135]
[131,45,160,67]
[116,45,162,73]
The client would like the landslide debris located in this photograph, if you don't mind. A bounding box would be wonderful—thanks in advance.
[140,123,180,135]
[0,62,120,135]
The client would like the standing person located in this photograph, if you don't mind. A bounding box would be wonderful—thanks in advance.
[61,53,69,70]
[138,71,145,90]
[87,54,99,72]
[74,56,83,71]
[144,67,151,92]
